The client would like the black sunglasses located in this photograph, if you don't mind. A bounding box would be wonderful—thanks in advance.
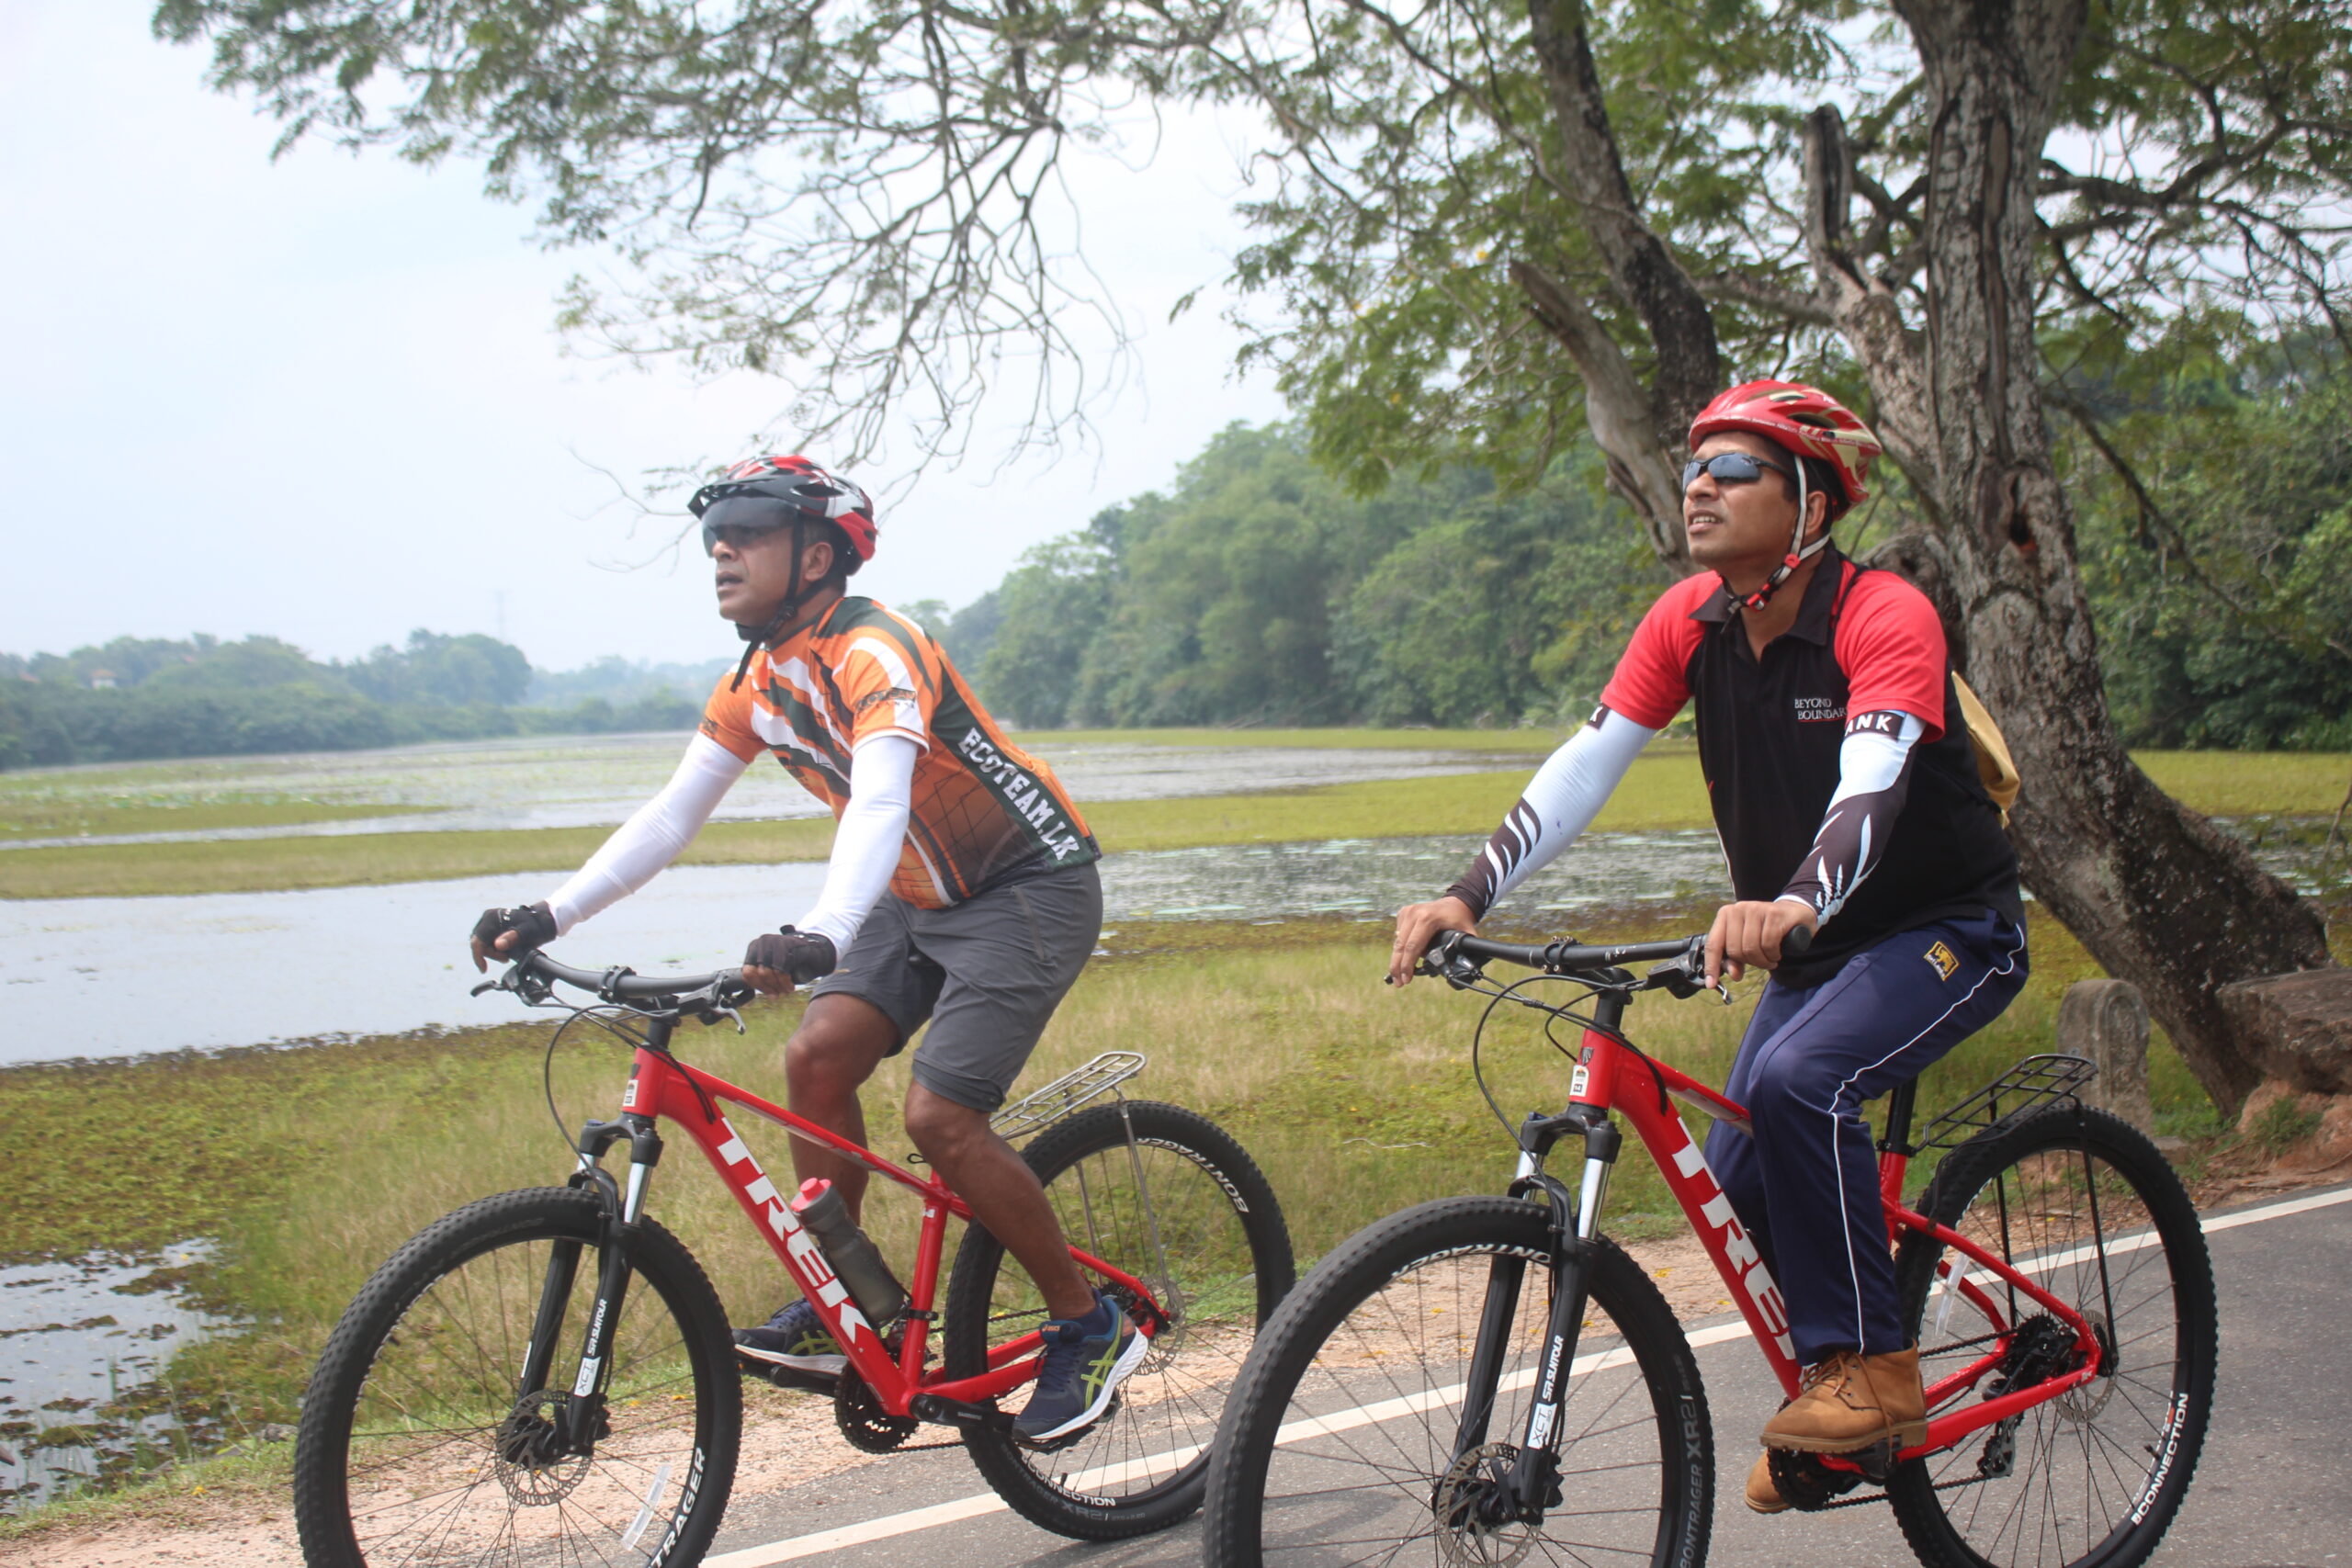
[1681,452,1793,490]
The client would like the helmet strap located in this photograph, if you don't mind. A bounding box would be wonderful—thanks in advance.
[1730,461,1830,613]
[729,519,812,691]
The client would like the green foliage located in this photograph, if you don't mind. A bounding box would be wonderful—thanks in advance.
[344,629,532,706]
[2066,344,2352,748]
[944,423,1664,728]
[0,632,703,771]
[973,534,1111,728]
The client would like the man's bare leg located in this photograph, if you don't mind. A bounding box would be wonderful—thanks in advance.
[903,1082,1095,1322]
[782,994,899,1224]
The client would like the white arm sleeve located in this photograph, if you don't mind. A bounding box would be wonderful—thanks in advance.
[543,734,748,935]
[792,733,918,951]
[1445,708,1657,917]
[1775,712,1926,923]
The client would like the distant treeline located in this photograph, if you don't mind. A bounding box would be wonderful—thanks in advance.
[11,354,2350,772]
[902,424,1667,733]
[911,356,2352,750]
[0,632,727,771]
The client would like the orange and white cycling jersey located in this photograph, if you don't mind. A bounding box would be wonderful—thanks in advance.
[700,598,1097,908]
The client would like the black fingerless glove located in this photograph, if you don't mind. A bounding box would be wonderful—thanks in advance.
[744,926,838,983]
[472,901,558,958]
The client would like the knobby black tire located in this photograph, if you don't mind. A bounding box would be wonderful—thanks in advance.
[1203,1196,1713,1568]
[942,1100,1295,1540]
[292,1186,741,1568]
[1887,1106,2216,1568]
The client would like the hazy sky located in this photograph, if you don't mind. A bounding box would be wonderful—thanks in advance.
[0,5,1286,671]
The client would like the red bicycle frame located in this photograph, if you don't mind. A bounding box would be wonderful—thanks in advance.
[1559,1018,2102,1461]
[620,1043,1161,1419]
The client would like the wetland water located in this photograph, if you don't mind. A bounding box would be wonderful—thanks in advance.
[0,830,1732,1062]
[1,731,1517,847]
[0,1244,229,1509]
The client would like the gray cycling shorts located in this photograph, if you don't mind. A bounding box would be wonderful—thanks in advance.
[807,861,1103,1112]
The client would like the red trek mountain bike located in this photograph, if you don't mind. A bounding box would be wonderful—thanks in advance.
[1204,929,2215,1568]
[292,951,1294,1567]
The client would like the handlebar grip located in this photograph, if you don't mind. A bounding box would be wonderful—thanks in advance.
[524,951,739,1000]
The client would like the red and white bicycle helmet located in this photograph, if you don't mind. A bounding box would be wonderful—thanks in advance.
[1688,380,1883,610]
[690,454,879,564]
[1687,379,1882,516]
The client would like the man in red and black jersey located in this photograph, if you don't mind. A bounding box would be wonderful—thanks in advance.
[1391,381,2028,1514]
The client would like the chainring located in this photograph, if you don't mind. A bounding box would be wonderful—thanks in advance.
[834,1371,921,1453]
[1765,1448,1867,1512]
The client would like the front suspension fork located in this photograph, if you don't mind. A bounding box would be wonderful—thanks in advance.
[520,1113,664,1454]
[1452,1114,1621,1518]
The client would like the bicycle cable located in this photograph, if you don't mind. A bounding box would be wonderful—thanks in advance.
[539,1003,650,1157]
[1462,966,1681,1141]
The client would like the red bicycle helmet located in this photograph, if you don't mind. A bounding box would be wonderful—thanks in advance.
[1688,380,1882,515]
[690,455,879,563]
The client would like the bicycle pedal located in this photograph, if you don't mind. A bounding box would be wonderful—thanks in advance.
[1851,1438,1898,1484]
[739,1359,839,1396]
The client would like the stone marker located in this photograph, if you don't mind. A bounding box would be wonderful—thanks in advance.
[2057,979,2152,1134]
[2215,967,2352,1098]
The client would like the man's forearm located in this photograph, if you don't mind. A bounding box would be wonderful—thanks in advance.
[545,734,746,933]
[1445,707,1656,919]
[793,733,919,949]
[1776,712,1921,923]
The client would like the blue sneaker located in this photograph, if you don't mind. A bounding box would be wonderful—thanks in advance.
[1013,1292,1148,1446]
[732,1299,846,1377]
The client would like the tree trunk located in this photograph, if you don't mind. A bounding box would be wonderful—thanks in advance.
[1879,0,2330,1113]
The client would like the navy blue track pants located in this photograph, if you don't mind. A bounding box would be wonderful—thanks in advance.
[1702,907,2029,1365]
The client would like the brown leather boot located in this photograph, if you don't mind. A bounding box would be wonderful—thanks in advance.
[1745,1451,1792,1515]
[1759,1347,1928,1453]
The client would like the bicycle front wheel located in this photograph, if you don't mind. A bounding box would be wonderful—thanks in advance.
[1888,1105,2217,1568]
[292,1186,741,1568]
[943,1100,1295,1540]
[1204,1195,1713,1568]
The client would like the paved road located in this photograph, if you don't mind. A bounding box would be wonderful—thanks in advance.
[704,1184,2351,1568]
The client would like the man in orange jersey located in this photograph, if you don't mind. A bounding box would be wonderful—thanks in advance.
[469,456,1141,1445]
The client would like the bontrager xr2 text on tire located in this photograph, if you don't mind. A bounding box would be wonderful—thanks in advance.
[1888,1106,2217,1568]
[943,1100,1295,1540]
[1204,1196,1713,1568]
[292,1186,741,1568]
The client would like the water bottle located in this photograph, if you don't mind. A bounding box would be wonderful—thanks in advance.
[788,1179,909,1326]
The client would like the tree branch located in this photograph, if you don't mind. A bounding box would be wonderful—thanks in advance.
[1509,257,1690,570]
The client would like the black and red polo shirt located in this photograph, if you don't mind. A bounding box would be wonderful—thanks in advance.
[1600,547,2021,987]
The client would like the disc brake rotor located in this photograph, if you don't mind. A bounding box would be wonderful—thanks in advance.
[1432,1442,1536,1568]
[493,1390,593,1505]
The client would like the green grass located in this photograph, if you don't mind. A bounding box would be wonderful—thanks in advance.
[0,793,435,840]
[1011,725,1571,753]
[5,745,2341,901]
[0,761,1711,899]
[2135,750,2350,817]
[0,910,2208,1464]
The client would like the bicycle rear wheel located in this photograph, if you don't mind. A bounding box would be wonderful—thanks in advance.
[293,1186,740,1568]
[1888,1106,2216,1568]
[943,1100,1295,1540]
[1204,1196,1713,1568]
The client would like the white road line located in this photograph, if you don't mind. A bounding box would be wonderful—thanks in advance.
[708,1184,2348,1567]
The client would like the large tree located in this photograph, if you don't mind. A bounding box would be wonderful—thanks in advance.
[158,0,2349,1107]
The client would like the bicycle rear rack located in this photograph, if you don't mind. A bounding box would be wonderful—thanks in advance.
[1916,1053,2098,1151]
[989,1051,1148,1144]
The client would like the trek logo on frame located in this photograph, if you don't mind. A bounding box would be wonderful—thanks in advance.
[712,1123,877,1348]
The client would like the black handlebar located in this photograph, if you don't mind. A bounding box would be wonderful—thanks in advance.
[1426,920,1811,988]
[476,950,755,1013]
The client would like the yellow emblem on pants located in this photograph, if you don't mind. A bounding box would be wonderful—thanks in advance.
[1923,941,1960,981]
